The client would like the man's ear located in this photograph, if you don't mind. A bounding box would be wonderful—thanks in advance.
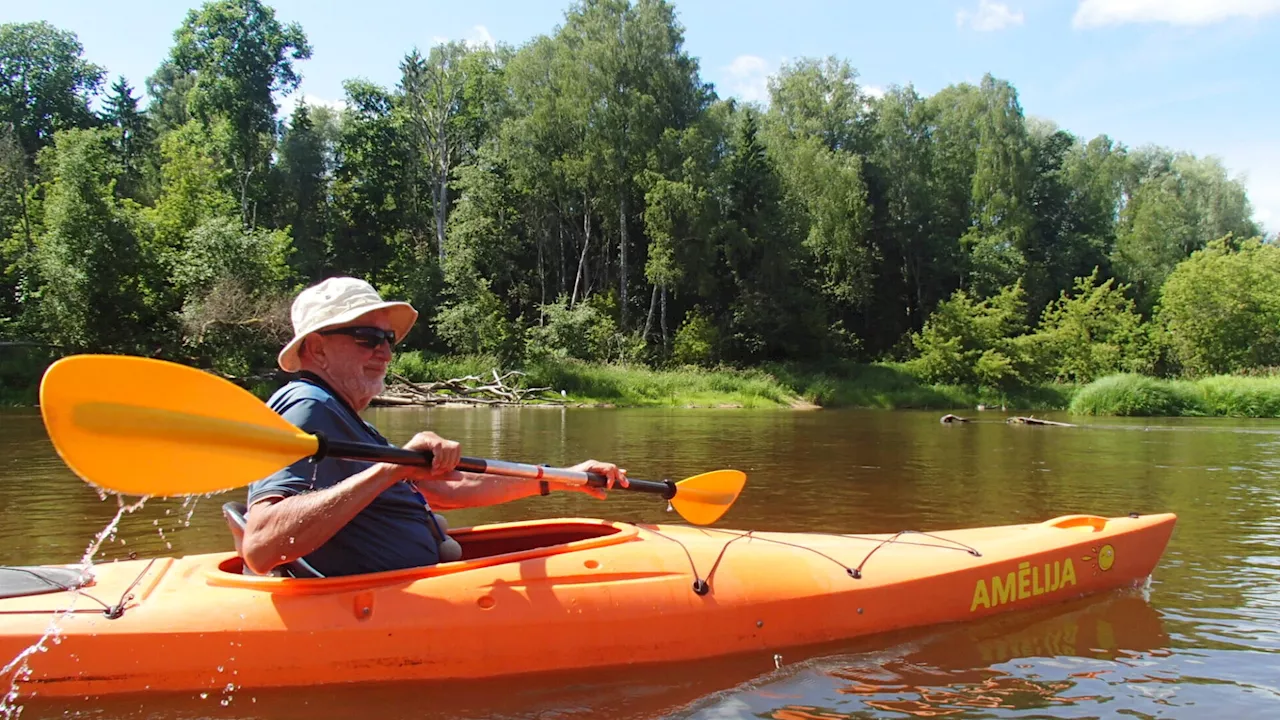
[299,335,328,370]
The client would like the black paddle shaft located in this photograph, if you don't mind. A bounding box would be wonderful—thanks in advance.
[321,437,677,499]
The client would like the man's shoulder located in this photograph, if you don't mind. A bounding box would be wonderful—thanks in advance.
[268,379,338,412]
[265,378,383,443]
[265,379,348,432]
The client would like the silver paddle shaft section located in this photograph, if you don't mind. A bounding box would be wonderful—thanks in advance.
[322,437,676,498]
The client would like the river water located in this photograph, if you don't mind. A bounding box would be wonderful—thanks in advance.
[1,405,1278,719]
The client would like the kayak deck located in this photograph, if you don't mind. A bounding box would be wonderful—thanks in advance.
[0,512,1176,698]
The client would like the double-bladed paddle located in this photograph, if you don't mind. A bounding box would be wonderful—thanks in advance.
[38,355,746,526]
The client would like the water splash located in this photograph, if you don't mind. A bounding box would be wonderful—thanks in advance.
[0,494,150,719]
[180,496,201,527]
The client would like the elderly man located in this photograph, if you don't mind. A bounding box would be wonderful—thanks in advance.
[241,277,627,577]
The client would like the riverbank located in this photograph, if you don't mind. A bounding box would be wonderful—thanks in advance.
[9,345,1280,417]
[387,352,1077,411]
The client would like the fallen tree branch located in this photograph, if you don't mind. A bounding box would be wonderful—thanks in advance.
[1006,415,1076,427]
[373,370,565,407]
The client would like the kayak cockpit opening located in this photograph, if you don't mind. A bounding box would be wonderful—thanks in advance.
[209,516,636,587]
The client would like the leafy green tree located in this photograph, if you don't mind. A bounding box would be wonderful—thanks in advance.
[784,137,872,315]
[497,35,587,306]
[715,108,821,361]
[1030,268,1152,382]
[149,119,238,251]
[0,121,38,325]
[767,56,866,153]
[273,103,330,280]
[1062,134,1127,262]
[100,76,155,202]
[434,155,526,358]
[1113,152,1259,309]
[671,307,719,366]
[856,85,956,351]
[174,215,294,374]
[1157,236,1280,375]
[169,0,311,224]
[925,83,983,260]
[0,22,103,326]
[525,295,624,363]
[34,129,166,351]
[144,60,194,134]
[961,75,1034,297]
[0,22,103,162]
[558,0,710,328]
[398,43,500,261]
[434,280,513,358]
[329,80,411,285]
[639,169,701,351]
[906,282,1030,389]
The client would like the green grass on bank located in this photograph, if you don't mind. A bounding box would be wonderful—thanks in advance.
[1070,373,1280,417]
[390,352,1077,411]
[392,352,799,408]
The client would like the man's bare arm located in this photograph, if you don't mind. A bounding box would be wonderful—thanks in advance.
[241,462,404,574]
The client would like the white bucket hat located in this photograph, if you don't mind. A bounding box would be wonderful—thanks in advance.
[277,277,418,372]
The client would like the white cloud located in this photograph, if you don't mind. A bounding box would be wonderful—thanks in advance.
[956,0,1026,31]
[465,25,496,50]
[724,55,773,104]
[864,85,886,99]
[1073,0,1280,27]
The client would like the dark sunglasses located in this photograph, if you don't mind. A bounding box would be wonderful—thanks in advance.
[318,326,398,350]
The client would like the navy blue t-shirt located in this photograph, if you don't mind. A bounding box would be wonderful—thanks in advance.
[246,378,440,576]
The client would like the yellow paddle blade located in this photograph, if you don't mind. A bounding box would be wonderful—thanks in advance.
[670,469,746,525]
[40,355,318,497]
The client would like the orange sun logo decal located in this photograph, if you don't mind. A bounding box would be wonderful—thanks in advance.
[1081,544,1115,575]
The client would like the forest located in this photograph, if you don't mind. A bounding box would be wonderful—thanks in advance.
[0,0,1273,411]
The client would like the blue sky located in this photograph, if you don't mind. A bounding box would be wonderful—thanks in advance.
[9,0,1279,231]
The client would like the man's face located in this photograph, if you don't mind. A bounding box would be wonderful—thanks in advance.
[309,308,396,403]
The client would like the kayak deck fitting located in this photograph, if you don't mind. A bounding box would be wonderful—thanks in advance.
[0,511,1176,700]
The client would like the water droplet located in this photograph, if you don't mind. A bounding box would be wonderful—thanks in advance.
[221,698,231,707]
[216,666,224,672]
[200,692,209,699]
[224,683,236,692]
[288,537,295,544]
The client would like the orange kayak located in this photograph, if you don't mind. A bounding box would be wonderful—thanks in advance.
[0,512,1175,700]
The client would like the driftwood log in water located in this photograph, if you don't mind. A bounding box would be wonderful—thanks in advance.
[1006,416,1076,427]
[371,371,565,407]
[940,414,1076,427]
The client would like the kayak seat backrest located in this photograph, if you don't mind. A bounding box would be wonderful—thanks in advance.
[220,502,324,579]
